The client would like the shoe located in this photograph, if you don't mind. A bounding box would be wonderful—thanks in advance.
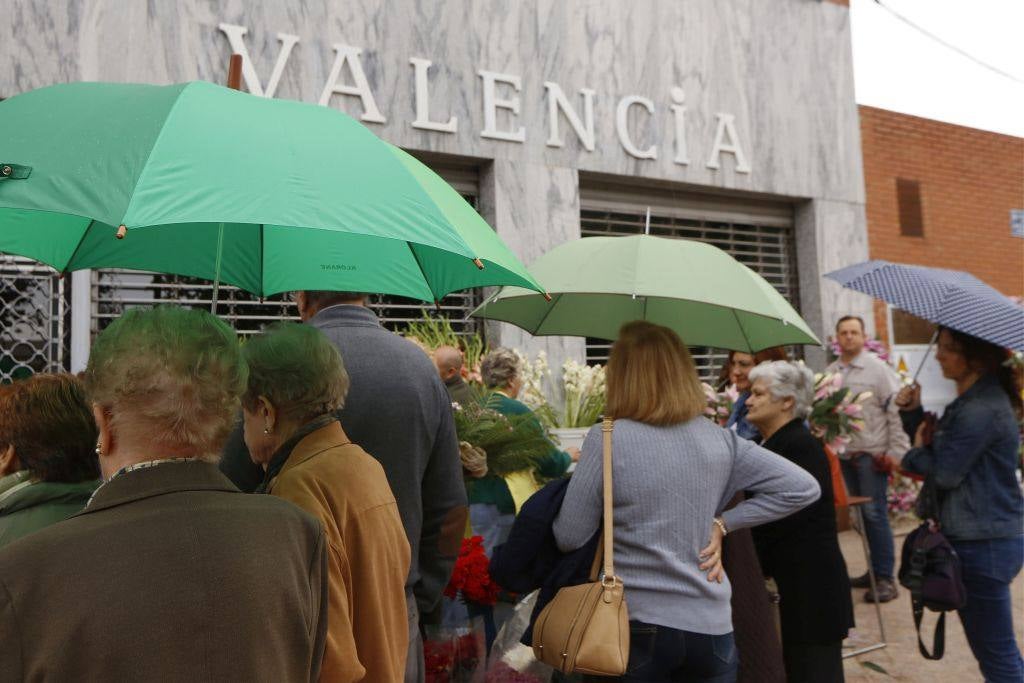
[849,572,871,588]
[864,578,899,603]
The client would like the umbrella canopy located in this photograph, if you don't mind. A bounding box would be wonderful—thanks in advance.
[825,259,1024,351]
[470,235,820,352]
[0,81,542,301]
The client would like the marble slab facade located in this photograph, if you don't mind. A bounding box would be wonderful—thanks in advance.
[1,0,872,368]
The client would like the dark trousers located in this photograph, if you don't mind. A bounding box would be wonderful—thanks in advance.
[587,621,738,683]
[781,640,844,683]
[952,536,1024,683]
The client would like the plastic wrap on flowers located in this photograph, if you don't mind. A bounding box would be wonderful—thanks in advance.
[887,470,922,523]
[808,369,870,455]
[424,618,487,683]
[486,591,552,683]
[702,382,737,426]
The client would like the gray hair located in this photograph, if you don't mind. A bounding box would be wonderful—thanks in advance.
[242,322,350,423]
[84,306,247,459]
[747,361,815,419]
[480,347,519,389]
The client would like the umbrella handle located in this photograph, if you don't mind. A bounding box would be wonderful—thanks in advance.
[911,329,939,384]
[211,222,225,314]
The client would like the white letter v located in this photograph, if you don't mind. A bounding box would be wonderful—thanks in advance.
[217,23,299,98]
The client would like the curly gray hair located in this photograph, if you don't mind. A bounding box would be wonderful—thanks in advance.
[747,361,815,419]
[84,306,247,460]
[480,347,520,390]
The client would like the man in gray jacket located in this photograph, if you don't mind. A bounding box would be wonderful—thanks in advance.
[827,315,910,604]
[295,290,467,683]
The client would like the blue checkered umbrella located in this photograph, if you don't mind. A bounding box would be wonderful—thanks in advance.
[825,260,1024,351]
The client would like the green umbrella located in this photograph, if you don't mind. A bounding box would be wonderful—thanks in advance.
[0,81,543,303]
[471,235,820,351]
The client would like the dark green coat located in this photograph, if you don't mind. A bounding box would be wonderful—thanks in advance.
[466,392,572,513]
[0,474,97,549]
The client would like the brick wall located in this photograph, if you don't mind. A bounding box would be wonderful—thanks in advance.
[859,105,1024,340]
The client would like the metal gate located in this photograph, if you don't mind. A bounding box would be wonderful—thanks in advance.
[0,255,69,382]
[579,178,800,381]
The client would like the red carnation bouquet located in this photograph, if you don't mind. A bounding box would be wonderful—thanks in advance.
[444,536,500,607]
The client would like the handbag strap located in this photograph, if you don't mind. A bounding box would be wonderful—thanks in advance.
[601,417,615,582]
[912,600,947,660]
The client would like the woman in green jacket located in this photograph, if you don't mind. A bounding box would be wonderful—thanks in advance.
[469,348,578,554]
[0,374,100,548]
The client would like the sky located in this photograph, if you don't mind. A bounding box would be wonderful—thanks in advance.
[850,0,1024,138]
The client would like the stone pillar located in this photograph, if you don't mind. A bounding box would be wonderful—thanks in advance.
[795,198,874,369]
[476,159,586,399]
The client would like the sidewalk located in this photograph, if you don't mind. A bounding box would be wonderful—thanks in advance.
[839,522,1024,682]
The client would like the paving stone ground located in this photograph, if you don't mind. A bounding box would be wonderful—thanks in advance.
[839,522,1024,682]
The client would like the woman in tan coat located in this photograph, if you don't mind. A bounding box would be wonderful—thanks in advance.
[241,322,411,682]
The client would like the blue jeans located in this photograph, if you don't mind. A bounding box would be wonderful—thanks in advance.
[841,453,895,578]
[587,622,737,682]
[951,536,1024,683]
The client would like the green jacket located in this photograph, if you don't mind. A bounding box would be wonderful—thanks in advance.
[467,392,572,514]
[0,472,98,549]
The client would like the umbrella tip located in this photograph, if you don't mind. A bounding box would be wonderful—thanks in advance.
[472,258,484,270]
[543,292,552,302]
[433,299,442,311]
[116,224,127,239]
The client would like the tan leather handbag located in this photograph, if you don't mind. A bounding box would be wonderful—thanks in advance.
[531,417,629,675]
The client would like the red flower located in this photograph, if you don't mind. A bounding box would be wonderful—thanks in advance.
[444,535,501,606]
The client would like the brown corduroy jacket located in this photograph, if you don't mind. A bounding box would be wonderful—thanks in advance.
[269,421,411,682]
[0,460,328,682]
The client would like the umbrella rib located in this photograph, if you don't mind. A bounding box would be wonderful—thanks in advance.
[259,224,265,298]
[405,242,437,302]
[62,218,97,273]
[731,307,755,353]
[531,292,562,335]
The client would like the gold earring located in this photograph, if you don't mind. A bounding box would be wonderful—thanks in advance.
[263,425,272,435]
[95,442,103,456]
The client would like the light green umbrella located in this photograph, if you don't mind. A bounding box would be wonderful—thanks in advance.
[471,235,820,351]
[0,81,543,303]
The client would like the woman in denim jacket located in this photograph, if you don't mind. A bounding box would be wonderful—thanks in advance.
[902,327,1023,683]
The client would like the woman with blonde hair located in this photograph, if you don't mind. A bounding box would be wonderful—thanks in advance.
[554,322,820,682]
[241,322,411,682]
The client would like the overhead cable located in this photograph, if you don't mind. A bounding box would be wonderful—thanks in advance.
[872,0,1024,85]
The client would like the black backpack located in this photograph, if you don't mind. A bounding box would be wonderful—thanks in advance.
[897,482,967,660]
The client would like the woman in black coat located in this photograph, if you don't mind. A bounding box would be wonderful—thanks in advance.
[745,361,855,683]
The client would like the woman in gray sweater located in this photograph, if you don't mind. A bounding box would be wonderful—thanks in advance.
[553,322,820,682]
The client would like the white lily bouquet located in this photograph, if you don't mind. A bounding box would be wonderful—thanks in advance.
[517,350,606,429]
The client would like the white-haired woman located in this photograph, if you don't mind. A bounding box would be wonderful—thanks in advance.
[471,348,578,551]
[241,322,411,683]
[745,361,854,683]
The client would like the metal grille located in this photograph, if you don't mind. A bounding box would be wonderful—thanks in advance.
[580,207,800,381]
[91,194,484,341]
[0,255,69,382]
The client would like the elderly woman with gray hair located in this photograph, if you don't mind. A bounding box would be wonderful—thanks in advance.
[241,322,411,683]
[745,361,854,683]
[470,348,577,552]
[0,307,332,681]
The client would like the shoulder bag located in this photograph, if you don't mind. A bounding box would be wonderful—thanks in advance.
[897,478,967,660]
[531,417,629,675]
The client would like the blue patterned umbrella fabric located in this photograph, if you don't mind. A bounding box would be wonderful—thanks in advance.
[825,260,1024,351]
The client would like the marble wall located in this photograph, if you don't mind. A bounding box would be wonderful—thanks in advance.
[0,0,871,368]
